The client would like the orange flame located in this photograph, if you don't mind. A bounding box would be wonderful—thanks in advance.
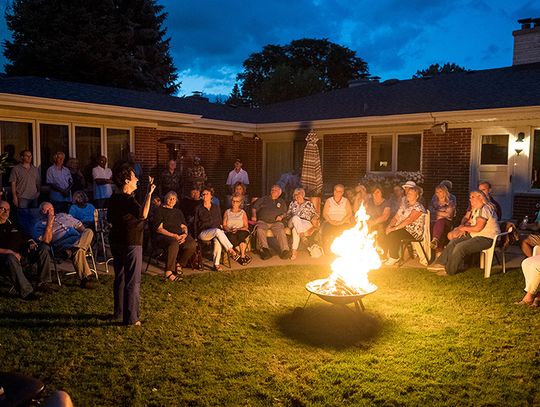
[327,203,379,294]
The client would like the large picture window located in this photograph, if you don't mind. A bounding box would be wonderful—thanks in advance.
[75,126,102,183]
[370,133,421,172]
[39,123,69,179]
[0,120,33,185]
[530,130,540,189]
[480,134,508,165]
[107,128,130,168]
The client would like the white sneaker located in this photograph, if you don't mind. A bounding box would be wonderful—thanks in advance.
[384,257,400,266]
[427,263,445,272]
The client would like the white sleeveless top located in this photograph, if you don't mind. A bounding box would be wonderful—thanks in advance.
[225,209,245,229]
[325,197,348,221]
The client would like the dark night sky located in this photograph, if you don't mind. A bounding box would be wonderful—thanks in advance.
[0,0,538,98]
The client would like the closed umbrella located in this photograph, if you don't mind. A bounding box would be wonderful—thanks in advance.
[300,130,323,196]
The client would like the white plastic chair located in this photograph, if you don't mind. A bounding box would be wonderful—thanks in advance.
[533,246,540,256]
[399,211,431,266]
[480,226,513,278]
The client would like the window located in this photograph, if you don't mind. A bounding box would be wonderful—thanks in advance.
[370,135,392,171]
[107,128,130,168]
[530,130,540,189]
[480,135,508,165]
[370,134,421,172]
[75,126,101,183]
[39,123,69,179]
[0,121,33,184]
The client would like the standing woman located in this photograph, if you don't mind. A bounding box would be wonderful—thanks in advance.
[108,165,156,326]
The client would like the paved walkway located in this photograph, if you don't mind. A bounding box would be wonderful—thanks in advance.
[66,243,525,279]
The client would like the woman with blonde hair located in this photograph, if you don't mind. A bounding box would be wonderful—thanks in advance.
[429,183,456,254]
[428,189,500,276]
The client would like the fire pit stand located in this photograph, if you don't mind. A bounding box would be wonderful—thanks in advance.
[304,278,376,313]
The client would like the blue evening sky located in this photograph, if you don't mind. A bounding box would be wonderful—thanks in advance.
[0,0,537,98]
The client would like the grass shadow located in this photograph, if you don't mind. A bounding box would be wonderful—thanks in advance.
[0,311,117,328]
[275,303,383,349]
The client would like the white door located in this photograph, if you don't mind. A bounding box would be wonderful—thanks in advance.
[476,132,512,219]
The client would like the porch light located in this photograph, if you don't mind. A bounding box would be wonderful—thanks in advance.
[515,132,525,155]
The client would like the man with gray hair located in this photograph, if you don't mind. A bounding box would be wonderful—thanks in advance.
[251,185,290,260]
[46,152,72,213]
[33,202,95,289]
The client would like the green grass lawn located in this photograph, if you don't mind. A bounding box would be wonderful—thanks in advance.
[1,264,539,406]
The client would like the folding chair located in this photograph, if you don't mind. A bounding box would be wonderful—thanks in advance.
[94,208,113,272]
[399,210,431,266]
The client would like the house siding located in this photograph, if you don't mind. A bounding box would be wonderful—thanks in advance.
[134,127,263,200]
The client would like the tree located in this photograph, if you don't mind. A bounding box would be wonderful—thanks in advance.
[413,62,469,79]
[226,83,247,106]
[237,38,368,106]
[3,0,179,94]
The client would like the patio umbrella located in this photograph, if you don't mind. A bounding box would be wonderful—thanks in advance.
[300,130,323,196]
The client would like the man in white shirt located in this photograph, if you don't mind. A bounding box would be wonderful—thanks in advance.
[226,158,249,193]
[46,152,72,213]
[92,155,113,208]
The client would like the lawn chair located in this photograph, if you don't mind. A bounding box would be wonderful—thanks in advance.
[94,208,113,273]
[480,223,516,278]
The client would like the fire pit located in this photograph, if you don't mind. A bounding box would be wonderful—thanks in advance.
[305,278,377,312]
[303,204,379,313]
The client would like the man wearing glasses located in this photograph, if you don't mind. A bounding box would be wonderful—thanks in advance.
[0,201,53,300]
[9,149,41,208]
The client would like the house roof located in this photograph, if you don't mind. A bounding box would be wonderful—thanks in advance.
[1,63,540,125]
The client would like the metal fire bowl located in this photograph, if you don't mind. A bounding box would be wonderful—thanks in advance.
[305,278,377,305]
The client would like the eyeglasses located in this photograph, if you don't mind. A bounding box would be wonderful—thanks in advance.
[202,193,210,196]
[0,207,10,213]
[232,200,241,203]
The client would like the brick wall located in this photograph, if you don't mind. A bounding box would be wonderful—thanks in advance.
[322,132,368,191]
[513,193,540,221]
[422,128,472,219]
[134,127,262,200]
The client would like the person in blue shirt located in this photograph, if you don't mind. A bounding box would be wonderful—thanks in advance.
[69,191,96,229]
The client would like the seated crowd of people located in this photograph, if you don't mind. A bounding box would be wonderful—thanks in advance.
[1,147,539,308]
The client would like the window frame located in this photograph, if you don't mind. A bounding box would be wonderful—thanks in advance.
[368,132,422,173]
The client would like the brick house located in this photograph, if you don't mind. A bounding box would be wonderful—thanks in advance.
[0,18,539,220]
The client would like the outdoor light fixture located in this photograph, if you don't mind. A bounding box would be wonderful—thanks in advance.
[515,132,525,155]
[431,122,447,135]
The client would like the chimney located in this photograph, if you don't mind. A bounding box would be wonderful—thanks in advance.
[513,18,540,65]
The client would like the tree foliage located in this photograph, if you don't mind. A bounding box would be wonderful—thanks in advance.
[237,38,368,106]
[413,62,469,79]
[3,0,179,94]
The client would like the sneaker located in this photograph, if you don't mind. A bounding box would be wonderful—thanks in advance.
[430,238,439,250]
[260,248,272,260]
[244,255,252,265]
[427,263,445,272]
[280,250,291,260]
[384,257,400,266]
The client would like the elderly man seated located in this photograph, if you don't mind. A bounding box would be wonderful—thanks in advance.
[251,185,291,260]
[0,200,53,300]
[154,191,197,281]
[33,202,96,289]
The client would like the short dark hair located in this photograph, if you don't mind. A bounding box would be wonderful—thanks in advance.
[19,149,32,157]
[114,164,134,188]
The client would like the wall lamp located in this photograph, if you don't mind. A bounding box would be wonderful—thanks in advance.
[515,132,525,155]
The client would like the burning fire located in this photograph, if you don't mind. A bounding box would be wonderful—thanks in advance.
[310,204,379,296]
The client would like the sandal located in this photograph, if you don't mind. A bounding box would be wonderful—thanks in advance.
[214,264,224,272]
[228,250,241,262]
[164,272,180,282]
